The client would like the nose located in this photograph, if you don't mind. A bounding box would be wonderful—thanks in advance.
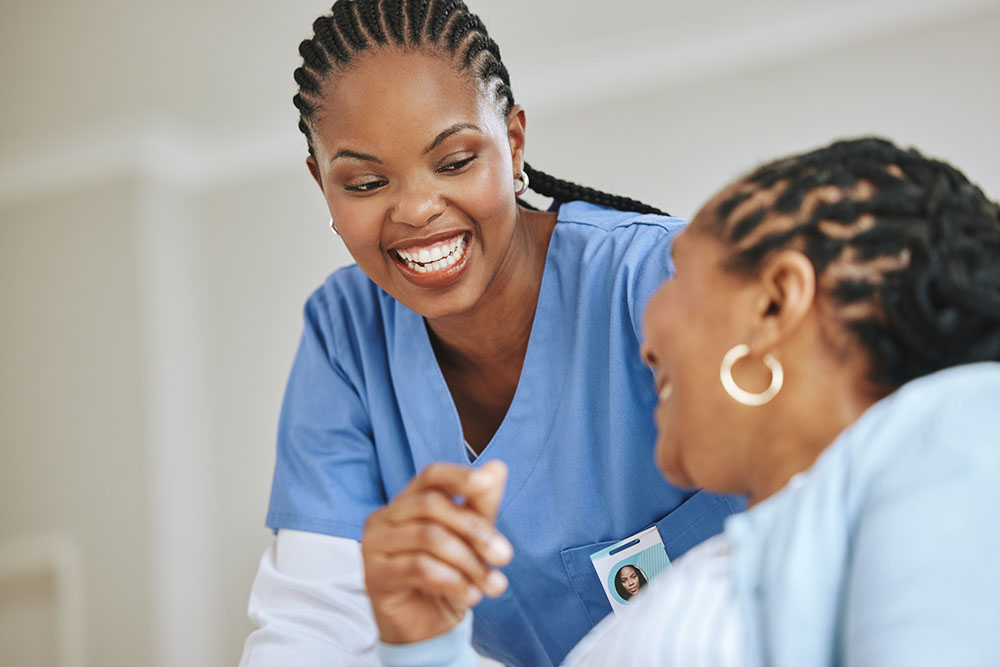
[389,178,445,228]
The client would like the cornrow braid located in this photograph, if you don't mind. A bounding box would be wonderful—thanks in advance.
[713,137,1000,389]
[293,0,665,216]
[524,163,668,216]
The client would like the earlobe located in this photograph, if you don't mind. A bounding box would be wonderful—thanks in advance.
[306,156,324,193]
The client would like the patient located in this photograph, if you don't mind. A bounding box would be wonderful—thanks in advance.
[367,137,1000,666]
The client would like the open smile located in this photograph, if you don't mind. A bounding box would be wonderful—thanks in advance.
[389,231,472,287]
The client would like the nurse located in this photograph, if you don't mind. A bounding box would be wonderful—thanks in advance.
[240,1,741,665]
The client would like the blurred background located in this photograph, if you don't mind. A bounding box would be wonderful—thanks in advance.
[1,0,997,665]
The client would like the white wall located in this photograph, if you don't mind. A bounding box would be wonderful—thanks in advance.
[1,1,998,665]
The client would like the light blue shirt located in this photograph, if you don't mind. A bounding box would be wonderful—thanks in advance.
[729,362,1000,667]
[379,363,1000,666]
[266,201,743,666]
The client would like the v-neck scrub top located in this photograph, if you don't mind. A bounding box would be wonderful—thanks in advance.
[266,201,743,666]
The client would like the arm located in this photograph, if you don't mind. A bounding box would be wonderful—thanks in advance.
[239,530,378,667]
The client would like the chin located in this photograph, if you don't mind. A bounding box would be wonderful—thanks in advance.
[655,445,695,490]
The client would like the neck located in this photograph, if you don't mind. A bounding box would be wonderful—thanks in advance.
[426,206,556,373]
[743,357,885,508]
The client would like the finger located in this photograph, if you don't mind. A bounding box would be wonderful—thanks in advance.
[370,551,486,609]
[401,460,507,524]
[402,462,503,503]
[384,488,513,566]
[366,520,509,597]
[463,460,507,522]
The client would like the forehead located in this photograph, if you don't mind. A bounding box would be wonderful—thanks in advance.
[690,181,744,232]
[313,49,498,151]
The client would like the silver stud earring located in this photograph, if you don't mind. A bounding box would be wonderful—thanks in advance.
[513,170,529,197]
[329,217,339,236]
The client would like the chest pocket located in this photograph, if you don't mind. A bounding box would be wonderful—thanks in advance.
[559,490,744,626]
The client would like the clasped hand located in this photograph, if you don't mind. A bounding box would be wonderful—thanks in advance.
[361,460,514,645]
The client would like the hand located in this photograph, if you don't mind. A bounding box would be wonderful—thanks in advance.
[361,460,514,644]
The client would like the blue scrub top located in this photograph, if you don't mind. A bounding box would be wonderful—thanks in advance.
[267,201,744,666]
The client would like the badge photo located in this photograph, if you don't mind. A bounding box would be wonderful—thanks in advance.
[589,525,671,615]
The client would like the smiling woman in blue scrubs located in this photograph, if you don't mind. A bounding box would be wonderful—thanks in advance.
[238,1,740,665]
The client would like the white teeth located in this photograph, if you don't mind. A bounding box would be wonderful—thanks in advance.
[659,382,673,402]
[397,236,467,274]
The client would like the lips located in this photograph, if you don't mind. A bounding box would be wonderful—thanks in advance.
[389,231,472,288]
[393,232,468,273]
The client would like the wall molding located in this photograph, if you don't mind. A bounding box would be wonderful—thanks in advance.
[0,533,86,667]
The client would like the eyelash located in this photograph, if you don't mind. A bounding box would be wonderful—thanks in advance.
[342,155,478,193]
[344,179,387,193]
[437,154,478,172]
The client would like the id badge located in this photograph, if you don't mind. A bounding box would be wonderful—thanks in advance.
[589,525,671,615]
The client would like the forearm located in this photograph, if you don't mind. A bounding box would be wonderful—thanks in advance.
[239,530,379,667]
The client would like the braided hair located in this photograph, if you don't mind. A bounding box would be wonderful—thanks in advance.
[710,137,1000,390]
[293,0,666,215]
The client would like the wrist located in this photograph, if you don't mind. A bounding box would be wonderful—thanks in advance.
[376,613,474,667]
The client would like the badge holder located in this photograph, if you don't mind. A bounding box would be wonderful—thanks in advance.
[590,525,671,615]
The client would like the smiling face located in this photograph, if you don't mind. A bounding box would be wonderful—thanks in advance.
[305,48,525,321]
[618,566,641,597]
[640,193,767,493]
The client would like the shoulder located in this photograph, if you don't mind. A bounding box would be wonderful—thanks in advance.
[549,202,688,332]
[852,362,1000,458]
[550,200,687,279]
[304,264,389,325]
[555,200,687,237]
[300,264,395,360]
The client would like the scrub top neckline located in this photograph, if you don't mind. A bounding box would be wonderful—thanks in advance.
[388,205,573,517]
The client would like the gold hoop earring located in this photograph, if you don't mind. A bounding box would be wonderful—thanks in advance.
[513,171,529,196]
[329,217,339,236]
[719,344,783,406]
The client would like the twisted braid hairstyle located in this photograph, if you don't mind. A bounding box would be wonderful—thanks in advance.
[710,137,1000,390]
[293,0,667,216]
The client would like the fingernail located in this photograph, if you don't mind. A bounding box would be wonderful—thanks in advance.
[469,469,491,488]
[486,569,508,595]
[488,536,513,564]
[466,588,483,606]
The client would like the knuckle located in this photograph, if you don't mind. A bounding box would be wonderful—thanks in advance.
[423,462,447,479]
[414,492,438,515]
[415,523,441,545]
[411,554,444,581]
[464,515,493,544]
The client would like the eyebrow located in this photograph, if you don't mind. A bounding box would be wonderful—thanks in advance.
[329,123,481,165]
[423,123,480,154]
[330,149,383,165]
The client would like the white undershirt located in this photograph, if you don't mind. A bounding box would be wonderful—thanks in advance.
[239,529,378,666]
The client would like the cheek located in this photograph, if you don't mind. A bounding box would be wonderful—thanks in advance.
[453,156,514,224]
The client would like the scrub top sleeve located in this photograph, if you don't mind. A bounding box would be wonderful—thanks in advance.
[266,291,387,540]
[626,227,678,342]
[843,393,1000,666]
